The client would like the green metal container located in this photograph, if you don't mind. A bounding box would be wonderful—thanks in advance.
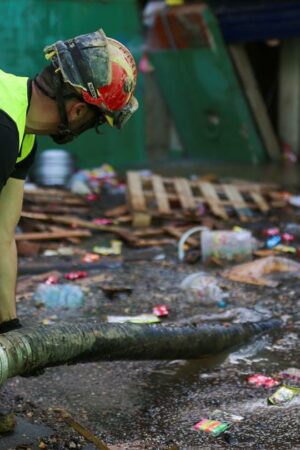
[147,5,267,164]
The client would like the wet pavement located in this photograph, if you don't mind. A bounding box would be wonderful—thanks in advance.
[1,230,299,450]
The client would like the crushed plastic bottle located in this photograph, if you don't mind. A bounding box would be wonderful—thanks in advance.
[34,283,85,309]
[180,272,228,305]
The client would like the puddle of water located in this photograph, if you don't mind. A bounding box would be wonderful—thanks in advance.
[0,417,53,449]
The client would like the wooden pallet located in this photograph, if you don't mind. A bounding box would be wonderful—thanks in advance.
[127,171,273,225]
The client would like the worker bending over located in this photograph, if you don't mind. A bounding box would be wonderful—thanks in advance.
[0,29,138,332]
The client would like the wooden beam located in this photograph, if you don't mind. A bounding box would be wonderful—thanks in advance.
[174,178,196,209]
[230,44,281,161]
[199,182,228,220]
[222,184,253,221]
[15,230,91,241]
[152,175,171,214]
[127,171,147,211]
[278,38,300,159]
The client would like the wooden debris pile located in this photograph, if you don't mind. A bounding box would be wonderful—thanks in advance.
[17,172,289,256]
[126,171,283,225]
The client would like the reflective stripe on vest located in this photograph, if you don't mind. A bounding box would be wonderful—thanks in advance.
[0,69,35,163]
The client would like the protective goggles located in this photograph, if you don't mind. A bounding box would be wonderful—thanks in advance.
[104,96,139,129]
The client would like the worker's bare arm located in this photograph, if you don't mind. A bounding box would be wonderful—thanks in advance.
[0,178,25,322]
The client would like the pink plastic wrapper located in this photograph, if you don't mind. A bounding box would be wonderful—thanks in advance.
[247,374,279,388]
[44,275,59,285]
[281,233,295,242]
[152,305,169,317]
[81,253,100,263]
[86,194,99,202]
[92,218,113,226]
[63,271,87,281]
[262,227,280,237]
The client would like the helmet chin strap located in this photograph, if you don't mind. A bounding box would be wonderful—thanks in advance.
[35,71,106,144]
[50,74,78,144]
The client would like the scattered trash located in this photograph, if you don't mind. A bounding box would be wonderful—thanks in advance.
[281,233,295,243]
[284,223,300,238]
[279,368,300,383]
[247,374,280,388]
[263,227,280,237]
[41,315,58,326]
[68,164,117,195]
[43,247,76,257]
[93,240,122,256]
[153,253,166,261]
[34,284,85,309]
[201,230,253,264]
[266,235,281,249]
[107,314,161,324]
[101,284,133,299]
[177,226,208,261]
[152,305,169,317]
[92,218,114,226]
[274,245,296,254]
[211,409,244,423]
[222,256,300,287]
[81,253,101,263]
[288,195,300,207]
[193,418,230,436]
[63,271,87,281]
[44,275,59,285]
[268,385,300,405]
[180,272,228,304]
[86,193,98,202]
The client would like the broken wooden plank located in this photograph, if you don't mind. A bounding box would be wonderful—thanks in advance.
[132,212,151,228]
[133,238,175,247]
[21,212,137,245]
[127,171,147,211]
[104,204,129,217]
[49,226,81,244]
[152,175,171,214]
[222,184,253,221]
[15,230,91,241]
[250,191,269,213]
[174,177,196,210]
[133,228,165,238]
[198,182,228,220]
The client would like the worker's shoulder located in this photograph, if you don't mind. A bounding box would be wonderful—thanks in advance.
[0,110,18,134]
[0,110,19,150]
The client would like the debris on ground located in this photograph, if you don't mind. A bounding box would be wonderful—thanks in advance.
[268,385,300,405]
[193,418,230,436]
[3,169,300,448]
[222,256,300,287]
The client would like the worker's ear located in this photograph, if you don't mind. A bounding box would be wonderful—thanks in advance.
[68,101,89,122]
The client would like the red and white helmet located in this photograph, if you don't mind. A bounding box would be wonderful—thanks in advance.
[44,29,138,128]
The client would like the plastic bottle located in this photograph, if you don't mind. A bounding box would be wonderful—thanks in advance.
[180,272,228,305]
[34,283,85,309]
[201,230,253,263]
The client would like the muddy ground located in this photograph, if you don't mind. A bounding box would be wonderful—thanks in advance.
[1,206,300,449]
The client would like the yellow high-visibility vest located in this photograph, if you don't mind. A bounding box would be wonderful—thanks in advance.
[0,69,35,163]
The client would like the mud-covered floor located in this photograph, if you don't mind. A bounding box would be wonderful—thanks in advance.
[1,225,300,450]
